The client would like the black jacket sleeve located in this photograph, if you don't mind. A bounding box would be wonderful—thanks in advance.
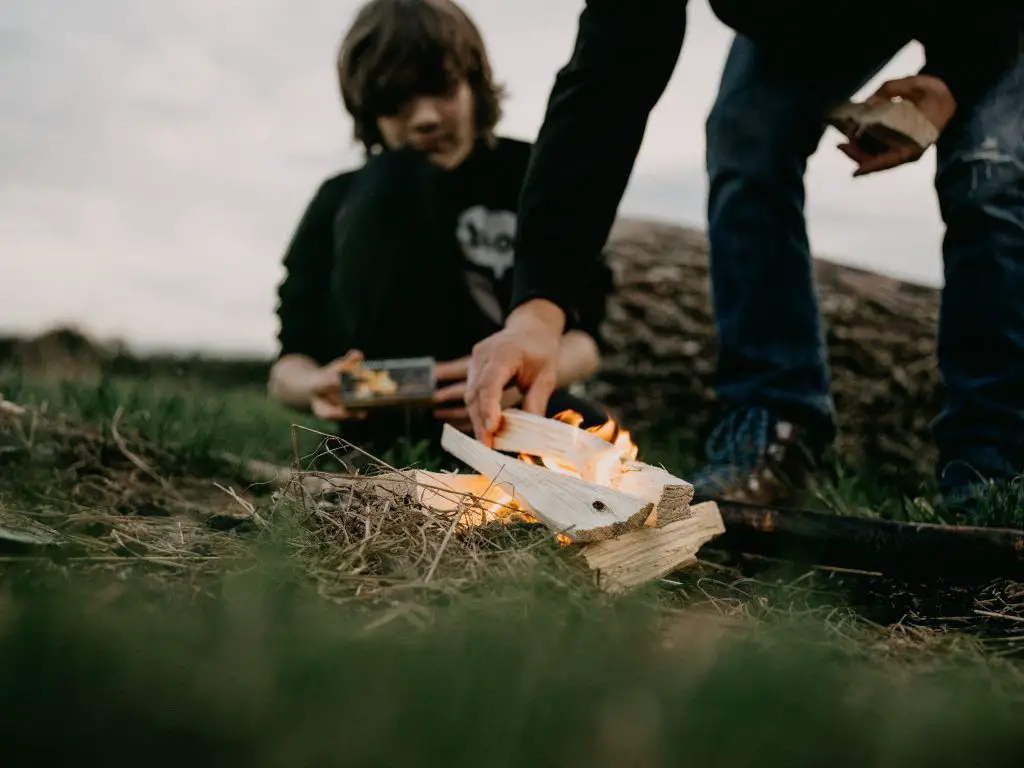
[509,0,688,323]
[275,173,352,364]
[917,5,1022,109]
[567,250,614,350]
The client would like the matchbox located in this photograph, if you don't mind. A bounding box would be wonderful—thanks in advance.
[339,356,436,409]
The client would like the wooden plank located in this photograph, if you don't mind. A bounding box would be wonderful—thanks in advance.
[413,471,497,510]
[441,424,653,542]
[223,455,538,523]
[711,501,1024,582]
[491,408,618,481]
[491,411,696,520]
[291,469,534,516]
[827,99,938,152]
[583,502,725,593]
[613,460,695,525]
[413,471,538,519]
[0,395,26,418]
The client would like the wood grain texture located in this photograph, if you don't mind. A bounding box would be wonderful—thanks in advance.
[583,502,725,593]
[441,424,653,542]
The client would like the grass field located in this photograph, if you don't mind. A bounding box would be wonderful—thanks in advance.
[3,363,1024,765]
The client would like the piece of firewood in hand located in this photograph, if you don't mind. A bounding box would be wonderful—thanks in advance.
[441,424,653,543]
[583,501,725,593]
[827,99,939,153]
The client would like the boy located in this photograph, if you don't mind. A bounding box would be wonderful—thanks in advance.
[269,0,613,459]
[463,0,1023,517]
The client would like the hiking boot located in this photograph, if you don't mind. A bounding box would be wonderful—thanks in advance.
[691,406,825,507]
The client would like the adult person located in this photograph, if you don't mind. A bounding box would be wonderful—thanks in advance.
[465,1,1023,514]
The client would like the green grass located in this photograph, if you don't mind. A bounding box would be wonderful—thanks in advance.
[0,366,310,464]
[3,558,1024,767]
[0,366,458,473]
[3,364,1024,764]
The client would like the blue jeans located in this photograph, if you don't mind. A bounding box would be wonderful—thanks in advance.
[705,37,1024,494]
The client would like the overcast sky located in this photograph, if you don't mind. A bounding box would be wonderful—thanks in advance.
[2,0,942,355]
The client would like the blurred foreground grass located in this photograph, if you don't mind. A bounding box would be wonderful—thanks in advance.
[3,365,1024,764]
[4,556,1024,767]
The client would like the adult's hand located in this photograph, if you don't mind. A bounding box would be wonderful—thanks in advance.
[310,350,367,422]
[433,355,522,433]
[465,299,566,446]
[838,75,956,177]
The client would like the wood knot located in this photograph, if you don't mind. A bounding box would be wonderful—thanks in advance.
[592,500,607,511]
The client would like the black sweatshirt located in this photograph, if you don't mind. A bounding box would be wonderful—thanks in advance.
[276,136,613,365]
[510,0,1023,323]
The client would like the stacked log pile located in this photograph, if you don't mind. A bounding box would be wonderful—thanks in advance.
[2,218,944,491]
[592,217,942,492]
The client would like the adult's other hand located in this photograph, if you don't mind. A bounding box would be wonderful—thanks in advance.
[838,75,956,177]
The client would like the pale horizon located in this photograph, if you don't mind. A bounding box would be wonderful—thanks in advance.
[2,0,946,356]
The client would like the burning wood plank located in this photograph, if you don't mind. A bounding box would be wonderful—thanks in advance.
[283,468,537,522]
[276,408,722,589]
[583,502,725,593]
[411,470,539,525]
[441,424,653,543]
[492,409,694,523]
[491,408,617,477]
[414,471,513,510]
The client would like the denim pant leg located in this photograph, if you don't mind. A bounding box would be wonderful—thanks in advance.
[704,36,900,443]
[933,56,1024,494]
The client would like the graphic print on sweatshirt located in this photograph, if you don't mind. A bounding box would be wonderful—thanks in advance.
[455,204,516,280]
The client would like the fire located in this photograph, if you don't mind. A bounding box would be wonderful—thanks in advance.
[471,485,571,547]
[517,410,638,481]
[455,409,638,549]
[554,409,638,463]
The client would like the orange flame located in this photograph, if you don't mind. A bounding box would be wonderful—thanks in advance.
[556,409,638,462]
[516,409,639,477]
[457,410,638,549]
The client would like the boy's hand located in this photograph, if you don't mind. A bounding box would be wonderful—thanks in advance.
[433,355,521,433]
[466,300,565,446]
[838,75,956,177]
[310,350,367,422]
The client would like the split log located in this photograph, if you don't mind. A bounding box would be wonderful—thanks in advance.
[295,468,538,519]
[613,461,695,525]
[492,409,694,523]
[827,99,938,152]
[441,424,653,542]
[0,395,26,418]
[412,470,539,520]
[590,217,943,492]
[583,501,725,593]
[224,450,540,522]
[710,501,1024,582]
[492,408,618,480]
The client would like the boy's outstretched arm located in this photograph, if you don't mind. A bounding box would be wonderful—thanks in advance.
[466,0,688,444]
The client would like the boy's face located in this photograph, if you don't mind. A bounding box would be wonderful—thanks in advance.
[376,79,476,169]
